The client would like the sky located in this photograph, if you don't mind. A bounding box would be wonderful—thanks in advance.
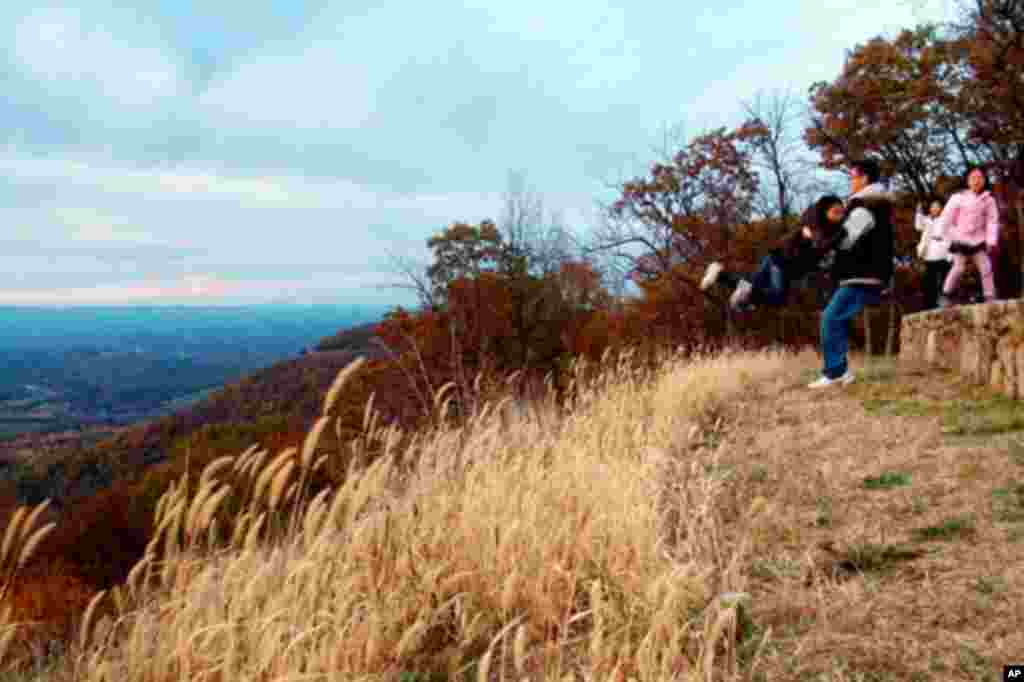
[0,0,953,306]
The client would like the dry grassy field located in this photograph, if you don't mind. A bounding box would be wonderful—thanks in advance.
[1,347,1021,681]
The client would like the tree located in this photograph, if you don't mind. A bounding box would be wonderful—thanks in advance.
[741,89,816,221]
[383,248,437,311]
[951,0,1024,176]
[425,220,506,306]
[584,123,773,345]
[952,0,1024,297]
[806,1,1024,296]
[376,196,616,417]
[500,170,579,277]
[805,25,976,198]
[588,123,765,293]
[385,172,582,311]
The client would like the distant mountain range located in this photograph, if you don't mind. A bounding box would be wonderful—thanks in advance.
[0,304,393,440]
[1,310,392,511]
[0,304,393,350]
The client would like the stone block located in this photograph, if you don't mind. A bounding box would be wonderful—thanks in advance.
[991,359,1005,395]
[1018,346,1024,399]
[900,300,1024,399]
[979,338,996,384]
[961,335,980,381]
[998,337,1018,398]
[971,303,991,328]
[925,330,938,364]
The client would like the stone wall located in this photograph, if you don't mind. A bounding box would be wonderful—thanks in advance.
[900,299,1024,398]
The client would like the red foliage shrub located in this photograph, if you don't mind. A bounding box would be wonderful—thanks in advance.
[25,482,153,590]
[1,557,98,668]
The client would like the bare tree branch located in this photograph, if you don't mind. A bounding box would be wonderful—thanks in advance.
[741,88,817,221]
[499,170,580,277]
[383,247,436,310]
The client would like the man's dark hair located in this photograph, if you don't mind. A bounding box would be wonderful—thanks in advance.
[850,158,881,184]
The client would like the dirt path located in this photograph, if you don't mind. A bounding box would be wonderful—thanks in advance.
[715,356,1024,681]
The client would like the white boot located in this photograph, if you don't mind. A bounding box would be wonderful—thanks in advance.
[729,280,753,309]
[700,262,723,291]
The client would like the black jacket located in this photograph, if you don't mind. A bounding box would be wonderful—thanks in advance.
[770,206,844,281]
[770,230,826,281]
[825,193,895,288]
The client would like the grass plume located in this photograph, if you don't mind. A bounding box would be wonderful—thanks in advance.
[0,346,803,680]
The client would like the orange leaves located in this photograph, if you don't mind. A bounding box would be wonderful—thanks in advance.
[806,26,956,192]
[613,125,762,231]
[560,309,620,361]
[382,213,622,398]
[556,261,608,312]
[808,12,1024,201]
[1,558,98,667]
[426,220,508,306]
[610,124,766,308]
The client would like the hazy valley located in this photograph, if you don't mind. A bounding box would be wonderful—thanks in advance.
[0,304,389,441]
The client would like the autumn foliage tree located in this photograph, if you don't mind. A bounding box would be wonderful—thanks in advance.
[807,3,1024,296]
[953,0,1024,172]
[599,123,765,274]
[379,212,614,417]
[589,122,798,347]
[806,3,1024,186]
[805,25,973,198]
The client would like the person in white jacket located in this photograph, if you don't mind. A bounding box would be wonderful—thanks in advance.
[914,197,952,310]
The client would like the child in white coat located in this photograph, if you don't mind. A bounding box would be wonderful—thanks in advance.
[915,197,952,310]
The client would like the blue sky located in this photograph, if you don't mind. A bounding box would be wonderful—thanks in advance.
[1,0,951,306]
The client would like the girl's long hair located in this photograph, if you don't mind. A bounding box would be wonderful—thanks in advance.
[814,194,844,239]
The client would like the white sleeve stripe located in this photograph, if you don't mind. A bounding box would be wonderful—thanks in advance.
[839,207,875,249]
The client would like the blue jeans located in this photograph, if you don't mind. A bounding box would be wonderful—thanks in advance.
[721,255,788,306]
[821,285,881,379]
[749,255,787,306]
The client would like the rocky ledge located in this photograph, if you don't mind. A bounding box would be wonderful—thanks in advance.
[900,299,1024,398]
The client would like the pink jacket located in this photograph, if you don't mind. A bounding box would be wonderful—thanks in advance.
[936,189,1000,247]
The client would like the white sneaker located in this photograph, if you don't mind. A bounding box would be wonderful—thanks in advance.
[807,371,855,389]
[730,279,753,308]
[700,262,723,290]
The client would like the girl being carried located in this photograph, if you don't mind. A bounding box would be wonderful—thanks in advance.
[700,198,844,310]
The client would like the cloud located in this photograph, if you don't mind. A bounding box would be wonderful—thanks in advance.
[12,6,185,108]
[0,149,515,218]
[0,149,579,302]
[2,241,205,291]
[0,0,960,305]
[671,0,954,134]
[0,273,232,305]
[0,268,412,306]
[53,207,166,245]
[0,154,310,205]
[198,44,376,131]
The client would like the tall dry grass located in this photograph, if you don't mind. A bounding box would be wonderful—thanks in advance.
[0,346,810,681]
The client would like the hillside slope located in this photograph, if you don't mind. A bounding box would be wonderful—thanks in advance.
[2,323,388,509]
[3,348,1022,680]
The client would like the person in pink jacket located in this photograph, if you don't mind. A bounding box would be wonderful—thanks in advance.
[936,165,1000,307]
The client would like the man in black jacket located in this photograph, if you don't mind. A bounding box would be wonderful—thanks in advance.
[808,158,895,388]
